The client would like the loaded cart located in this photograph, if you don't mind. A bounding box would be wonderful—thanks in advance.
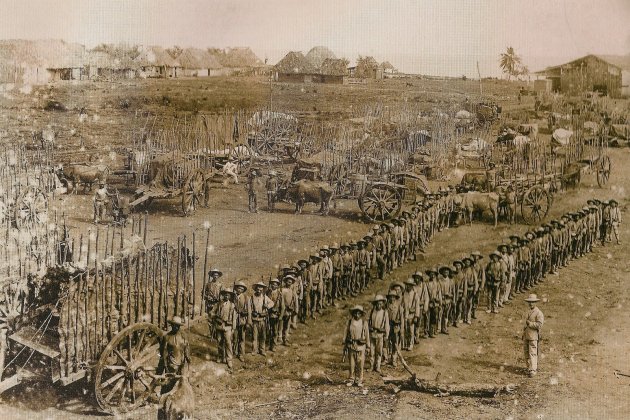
[0,234,201,415]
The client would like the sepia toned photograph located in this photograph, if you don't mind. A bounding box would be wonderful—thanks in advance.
[0,1,628,418]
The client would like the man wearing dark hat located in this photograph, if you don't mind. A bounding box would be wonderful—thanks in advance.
[368,295,389,374]
[343,305,370,387]
[158,316,191,394]
[437,266,455,333]
[386,290,404,367]
[213,288,237,370]
[249,282,274,356]
[424,268,442,338]
[522,294,544,377]
[204,268,224,337]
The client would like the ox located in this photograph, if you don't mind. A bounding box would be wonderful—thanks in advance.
[278,179,334,215]
[56,164,110,194]
[453,191,499,226]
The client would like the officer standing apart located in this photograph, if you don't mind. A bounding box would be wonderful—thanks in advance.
[522,294,544,377]
[343,305,370,387]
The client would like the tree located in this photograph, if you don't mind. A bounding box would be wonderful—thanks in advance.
[166,46,183,59]
[499,47,522,81]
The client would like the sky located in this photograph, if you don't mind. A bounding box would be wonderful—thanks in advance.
[1,0,629,77]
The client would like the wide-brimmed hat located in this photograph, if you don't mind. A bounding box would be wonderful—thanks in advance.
[168,316,185,326]
[609,199,618,205]
[350,305,365,314]
[524,293,540,302]
[412,270,423,279]
[372,224,381,231]
[453,259,463,266]
[253,281,267,289]
[310,254,322,261]
[208,268,223,277]
[462,256,474,264]
[490,251,502,258]
[329,243,339,249]
[372,294,386,303]
[220,287,235,296]
[269,278,280,285]
[387,290,400,298]
[425,267,438,276]
[472,251,483,259]
[404,278,416,286]
[234,281,248,292]
[439,266,453,275]
[390,281,405,290]
[297,258,309,265]
[283,274,296,284]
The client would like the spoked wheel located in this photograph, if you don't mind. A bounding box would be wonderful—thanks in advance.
[181,169,205,216]
[94,322,163,415]
[359,183,402,222]
[596,155,611,187]
[14,185,48,230]
[521,185,551,224]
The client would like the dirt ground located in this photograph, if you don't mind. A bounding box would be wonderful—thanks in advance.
[0,78,629,419]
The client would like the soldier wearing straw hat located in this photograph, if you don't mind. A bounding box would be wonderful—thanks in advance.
[368,295,389,374]
[329,243,342,306]
[233,281,250,362]
[266,278,283,351]
[158,316,191,394]
[343,305,370,387]
[486,252,503,313]
[437,266,455,333]
[471,252,485,319]
[213,288,237,370]
[249,282,273,356]
[204,268,224,319]
[402,278,420,351]
[280,275,298,345]
[522,294,544,377]
[424,267,442,338]
[319,246,333,308]
[386,290,404,367]
[309,254,324,317]
[297,259,311,324]
[607,199,621,244]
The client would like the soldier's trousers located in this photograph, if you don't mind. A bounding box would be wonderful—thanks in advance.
[310,288,321,314]
[471,291,480,317]
[218,328,234,367]
[463,295,474,322]
[503,276,513,301]
[499,280,507,305]
[376,255,386,280]
[388,327,402,365]
[268,317,280,349]
[248,192,257,212]
[355,266,366,293]
[440,301,452,332]
[370,332,385,371]
[323,278,332,306]
[348,347,366,384]
[452,298,462,325]
[281,314,293,344]
[251,320,267,354]
[235,324,246,357]
[300,292,311,322]
[331,273,341,303]
[266,192,276,212]
[489,285,500,312]
[524,339,539,373]
[404,317,416,349]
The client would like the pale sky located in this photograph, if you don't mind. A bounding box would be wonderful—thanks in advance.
[1,0,629,77]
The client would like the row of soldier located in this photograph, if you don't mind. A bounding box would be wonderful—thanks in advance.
[203,197,621,372]
[342,198,621,386]
[203,190,459,370]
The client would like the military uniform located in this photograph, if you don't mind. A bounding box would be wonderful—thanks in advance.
[265,171,278,212]
[249,282,274,355]
[386,290,404,366]
[213,289,237,369]
[522,294,544,377]
[437,266,455,333]
[233,281,250,361]
[368,295,389,374]
[424,268,442,338]
[266,279,283,351]
[402,278,420,350]
[344,305,370,387]
[280,275,298,345]
[158,317,191,394]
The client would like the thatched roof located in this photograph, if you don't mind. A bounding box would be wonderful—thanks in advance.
[178,48,223,69]
[362,56,380,69]
[305,46,336,69]
[219,47,263,68]
[319,58,348,76]
[274,51,316,74]
[134,46,179,68]
[0,39,85,68]
[380,61,395,70]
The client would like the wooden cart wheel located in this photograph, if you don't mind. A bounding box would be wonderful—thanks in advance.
[596,155,611,187]
[181,169,205,216]
[359,183,402,222]
[521,185,551,224]
[14,185,48,230]
[94,322,163,415]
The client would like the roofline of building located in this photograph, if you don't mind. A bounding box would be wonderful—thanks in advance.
[535,54,622,75]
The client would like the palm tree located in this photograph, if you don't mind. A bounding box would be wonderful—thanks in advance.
[499,47,522,81]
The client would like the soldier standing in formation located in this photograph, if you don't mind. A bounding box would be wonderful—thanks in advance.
[368,295,389,374]
[343,305,370,387]
[233,281,250,362]
[267,278,283,352]
[249,281,273,356]
[213,288,237,371]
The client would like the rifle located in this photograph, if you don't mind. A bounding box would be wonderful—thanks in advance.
[342,344,348,363]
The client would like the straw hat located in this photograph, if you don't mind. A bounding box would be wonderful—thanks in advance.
[524,294,540,302]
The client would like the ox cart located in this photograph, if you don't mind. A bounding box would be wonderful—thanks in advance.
[0,185,49,231]
[460,169,559,224]
[0,235,200,415]
[129,153,206,216]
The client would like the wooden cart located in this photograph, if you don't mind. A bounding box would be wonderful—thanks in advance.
[0,235,200,415]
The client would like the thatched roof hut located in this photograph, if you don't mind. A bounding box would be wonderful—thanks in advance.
[134,46,179,78]
[305,46,336,70]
